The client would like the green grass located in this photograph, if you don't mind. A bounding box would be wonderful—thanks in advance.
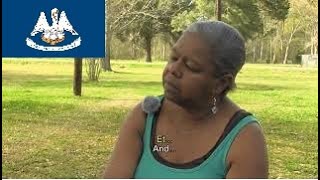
[2,58,318,178]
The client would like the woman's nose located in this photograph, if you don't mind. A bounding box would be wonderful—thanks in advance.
[168,59,183,78]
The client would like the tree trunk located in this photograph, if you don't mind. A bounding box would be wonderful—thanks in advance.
[106,36,112,71]
[272,37,277,64]
[153,40,157,61]
[73,58,82,96]
[104,30,112,71]
[132,43,136,59]
[267,38,272,64]
[283,44,290,64]
[162,43,166,61]
[311,35,314,55]
[272,24,282,64]
[101,39,111,71]
[314,29,318,54]
[272,51,277,64]
[102,1,111,72]
[279,38,283,62]
[279,21,284,61]
[215,0,222,21]
[260,40,264,62]
[312,28,318,55]
[283,33,294,64]
[253,44,256,63]
[145,36,152,63]
[283,23,301,64]
[101,31,109,71]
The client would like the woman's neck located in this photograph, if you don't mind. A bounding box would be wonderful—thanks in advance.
[161,96,229,130]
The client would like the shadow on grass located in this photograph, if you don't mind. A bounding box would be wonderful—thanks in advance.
[2,99,76,115]
[3,98,129,135]
[3,72,71,81]
[3,71,162,90]
[3,72,72,88]
[111,70,144,75]
[4,70,301,91]
[86,80,161,88]
[237,82,300,91]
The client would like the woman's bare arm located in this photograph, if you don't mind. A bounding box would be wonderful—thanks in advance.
[226,123,269,178]
[103,103,146,178]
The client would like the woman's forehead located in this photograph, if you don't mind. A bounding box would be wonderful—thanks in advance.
[175,32,212,51]
[173,32,213,63]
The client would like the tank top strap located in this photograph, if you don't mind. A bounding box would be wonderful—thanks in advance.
[142,95,164,148]
[216,115,260,172]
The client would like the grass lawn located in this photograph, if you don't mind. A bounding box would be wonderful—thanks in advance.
[2,58,318,178]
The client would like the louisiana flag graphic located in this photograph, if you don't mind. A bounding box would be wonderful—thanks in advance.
[2,0,105,57]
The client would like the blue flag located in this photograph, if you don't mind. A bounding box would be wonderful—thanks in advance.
[2,0,105,57]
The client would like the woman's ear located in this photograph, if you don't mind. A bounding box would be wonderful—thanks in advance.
[214,74,234,95]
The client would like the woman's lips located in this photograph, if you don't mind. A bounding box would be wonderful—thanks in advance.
[164,81,180,93]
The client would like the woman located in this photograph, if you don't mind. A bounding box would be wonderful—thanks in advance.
[103,21,268,178]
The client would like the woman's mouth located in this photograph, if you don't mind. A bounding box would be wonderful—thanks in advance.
[164,81,180,93]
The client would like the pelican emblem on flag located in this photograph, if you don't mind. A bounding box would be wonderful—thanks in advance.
[26,8,81,51]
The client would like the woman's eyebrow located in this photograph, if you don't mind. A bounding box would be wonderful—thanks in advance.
[172,46,202,67]
[171,47,179,55]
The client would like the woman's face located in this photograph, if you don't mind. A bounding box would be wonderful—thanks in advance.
[162,32,219,109]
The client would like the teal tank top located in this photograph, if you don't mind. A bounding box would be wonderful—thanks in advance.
[134,97,259,179]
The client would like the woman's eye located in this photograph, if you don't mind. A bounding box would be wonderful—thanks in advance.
[170,56,178,62]
[185,61,200,72]
[186,64,195,71]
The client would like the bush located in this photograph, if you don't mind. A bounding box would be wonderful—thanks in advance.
[85,58,102,81]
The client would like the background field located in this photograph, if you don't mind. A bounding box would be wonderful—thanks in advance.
[2,59,318,178]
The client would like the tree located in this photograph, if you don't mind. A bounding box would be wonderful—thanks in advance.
[282,0,317,63]
[259,0,290,21]
[255,0,290,63]
[282,7,302,64]
[224,0,263,40]
[171,0,263,40]
[85,58,102,81]
[302,0,318,55]
[101,0,112,71]
[246,0,289,62]
[108,0,159,62]
[142,18,155,62]
[109,0,318,65]
[90,0,112,72]
[215,0,222,21]
[111,0,192,62]
[104,0,133,69]
[156,0,193,44]
[140,0,192,62]
[134,0,158,63]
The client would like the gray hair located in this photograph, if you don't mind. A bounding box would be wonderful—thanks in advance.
[184,21,246,93]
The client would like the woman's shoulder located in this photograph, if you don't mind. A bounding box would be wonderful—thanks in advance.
[229,110,264,145]
[226,118,268,178]
[123,96,162,139]
[119,102,146,141]
[226,113,267,171]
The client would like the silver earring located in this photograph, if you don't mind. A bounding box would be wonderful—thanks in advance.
[211,97,218,114]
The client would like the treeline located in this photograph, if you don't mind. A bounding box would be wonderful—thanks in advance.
[107,0,318,64]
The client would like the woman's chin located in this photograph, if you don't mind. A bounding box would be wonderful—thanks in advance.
[164,88,178,99]
[164,90,182,105]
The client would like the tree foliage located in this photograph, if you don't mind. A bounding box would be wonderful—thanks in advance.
[259,0,290,20]
[171,0,264,40]
[108,0,317,64]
